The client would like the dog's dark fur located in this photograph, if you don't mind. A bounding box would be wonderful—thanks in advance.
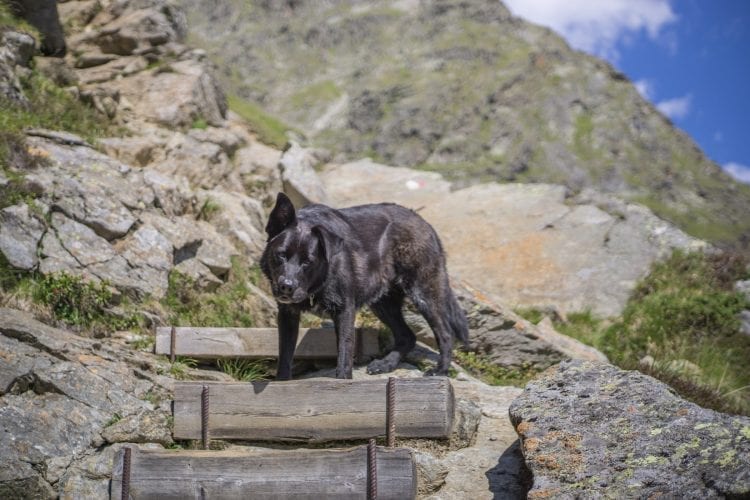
[260,192,469,379]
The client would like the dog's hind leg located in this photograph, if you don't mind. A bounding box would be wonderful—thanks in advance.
[366,291,416,375]
[409,285,454,376]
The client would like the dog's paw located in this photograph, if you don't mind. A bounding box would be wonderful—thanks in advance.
[424,367,449,377]
[366,358,394,375]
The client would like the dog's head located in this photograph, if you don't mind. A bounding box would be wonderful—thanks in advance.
[261,193,340,304]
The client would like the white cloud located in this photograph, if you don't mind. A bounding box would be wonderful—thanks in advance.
[634,79,654,100]
[723,162,750,184]
[656,94,691,120]
[503,0,677,61]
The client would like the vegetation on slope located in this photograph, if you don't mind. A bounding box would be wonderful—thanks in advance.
[178,0,750,251]
[520,250,750,416]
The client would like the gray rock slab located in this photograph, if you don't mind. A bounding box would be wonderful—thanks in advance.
[279,142,330,207]
[0,204,46,270]
[51,212,115,266]
[509,360,750,498]
[321,161,706,316]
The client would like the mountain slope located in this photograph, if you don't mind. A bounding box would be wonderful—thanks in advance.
[178,0,750,249]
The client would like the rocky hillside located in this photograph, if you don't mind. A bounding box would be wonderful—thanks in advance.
[177,0,750,250]
[1,1,749,498]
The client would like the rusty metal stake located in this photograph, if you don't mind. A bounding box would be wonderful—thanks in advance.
[121,446,132,500]
[169,325,176,363]
[386,377,396,447]
[367,439,377,500]
[201,384,210,450]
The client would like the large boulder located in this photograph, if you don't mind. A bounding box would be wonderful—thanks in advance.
[510,360,750,498]
[279,142,329,207]
[0,308,171,496]
[321,160,707,316]
[109,59,227,128]
[406,281,606,371]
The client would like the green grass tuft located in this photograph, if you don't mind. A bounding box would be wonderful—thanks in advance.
[453,350,538,387]
[558,250,750,415]
[226,94,291,149]
[161,257,262,328]
[216,358,272,381]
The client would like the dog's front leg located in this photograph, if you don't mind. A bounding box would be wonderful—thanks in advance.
[333,305,356,379]
[276,305,300,380]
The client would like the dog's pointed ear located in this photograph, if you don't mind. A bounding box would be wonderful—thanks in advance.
[266,192,296,240]
[312,225,342,261]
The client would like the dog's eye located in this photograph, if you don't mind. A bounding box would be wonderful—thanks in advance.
[275,252,286,262]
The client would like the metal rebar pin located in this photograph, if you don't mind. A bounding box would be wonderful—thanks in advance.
[201,384,210,450]
[386,377,396,448]
[367,438,377,500]
[121,446,132,500]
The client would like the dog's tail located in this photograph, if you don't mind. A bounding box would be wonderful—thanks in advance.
[446,289,470,348]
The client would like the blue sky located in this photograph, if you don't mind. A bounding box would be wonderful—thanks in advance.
[503,0,750,184]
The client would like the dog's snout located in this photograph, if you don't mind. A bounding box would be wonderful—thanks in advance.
[278,277,296,295]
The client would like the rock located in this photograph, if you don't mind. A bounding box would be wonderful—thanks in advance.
[195,222,236,277]
[0,458,56,500]
[78,85,121,118]
[90,8,180,55]
[188,125,245,156]
[109,59,226,128]
[279,142,329,207]
[322,161,706,316]
[150,131,233,189]
[141,169,194,216]
[101,409,173,446]
[9,0,66,56]
[33,57,78,86]
[49,211,115,266]
[57,0,102,32]
[98,135,162,167]
[736,280,750,301]
[234,140,283,205]
[196,189,266,258]
[0,30,36,105]
[172,258,222,292]
[509,360,750,498]
[0,308,175,496]
[0,204,46,270]
[414,451,449,496]
[451,398,481,449]
[740,310,750,337]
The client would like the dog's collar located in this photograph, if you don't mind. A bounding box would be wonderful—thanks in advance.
[309,293,315,307]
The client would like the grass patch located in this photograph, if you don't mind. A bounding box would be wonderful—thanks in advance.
[168,356,198,379]
[161,257,262,327]
[558,250,750,415]
[514,307,544,325]
[191,117,209,130]
[453,351,538,387]
[226,94,291,149]
[32,272,139,333]
[216,358,272,381]
[1,70,113,143]
[196,197,221,221]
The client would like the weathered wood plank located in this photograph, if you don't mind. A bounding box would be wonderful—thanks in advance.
[111,445,416,500]
[154,326,379,361]
[173,377,454,442]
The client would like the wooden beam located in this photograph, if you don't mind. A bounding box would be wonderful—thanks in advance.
[111,445,416,500]
[154,326,380,361]
[173,377,454,442]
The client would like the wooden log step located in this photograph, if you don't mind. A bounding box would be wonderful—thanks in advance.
[154,326,380,361]
[111,445,416,500]
[173,377,454,442]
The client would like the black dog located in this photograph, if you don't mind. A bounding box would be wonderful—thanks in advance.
[260,192,469,379]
